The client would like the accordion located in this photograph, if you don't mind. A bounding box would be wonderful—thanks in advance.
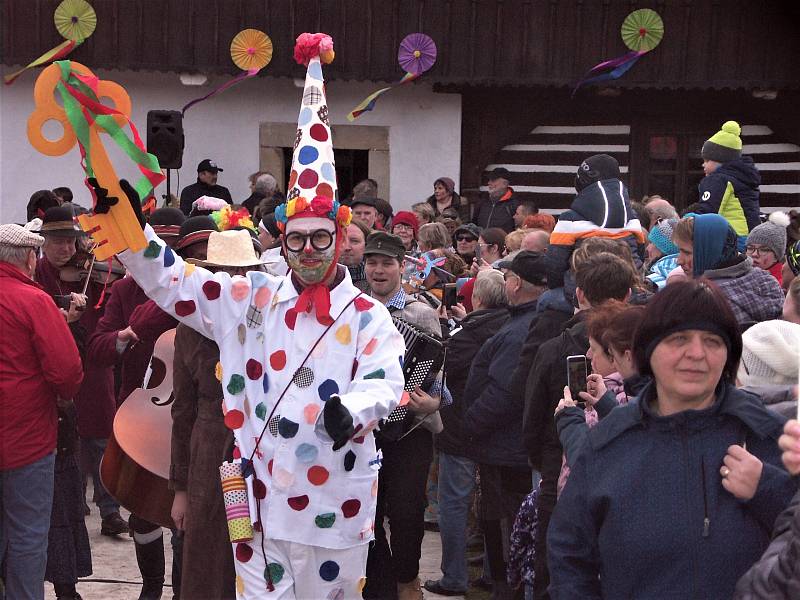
[379,315,445,441]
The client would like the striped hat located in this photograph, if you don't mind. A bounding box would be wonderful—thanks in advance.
[701,121,742,164]
[647,218,679,256]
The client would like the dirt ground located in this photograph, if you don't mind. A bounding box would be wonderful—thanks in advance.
[50,483,489,599]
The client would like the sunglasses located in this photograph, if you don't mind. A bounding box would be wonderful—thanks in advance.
[455,235,477,242]
[285,229,334,252]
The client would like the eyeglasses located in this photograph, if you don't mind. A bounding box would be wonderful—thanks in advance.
[503,271,519,282]
[393,224,414,232]
[455,235,477,242]
[285,229,334,252]
[745,245,773,256]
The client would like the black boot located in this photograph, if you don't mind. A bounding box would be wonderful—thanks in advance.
[54,582,82,599]
[135,536,166,600]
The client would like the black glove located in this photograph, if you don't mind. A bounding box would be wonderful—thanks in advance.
[323,395,354,451]
[88,178,145,229]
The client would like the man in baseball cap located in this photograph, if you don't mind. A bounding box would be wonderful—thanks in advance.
[179,158,233,215]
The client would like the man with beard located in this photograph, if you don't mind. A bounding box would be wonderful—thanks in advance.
[96,33,404,599]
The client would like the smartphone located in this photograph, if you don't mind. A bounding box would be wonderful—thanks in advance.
[566,355,589,400]
[443,283,458,308]
[474,242,482,262]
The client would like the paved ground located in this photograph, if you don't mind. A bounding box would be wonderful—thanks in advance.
[52,484,489,599]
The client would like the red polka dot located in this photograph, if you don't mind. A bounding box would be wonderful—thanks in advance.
[353,436,365,444]
[235,543,253,562]
[298,169,319,189]
[351,359,359,379]
[224,409,245,430]
[288,495,309,511]
[284,309,298,330]
[307,466,330,486]
[364,338,378,355]
[268,459,274,475]
[341,499,361,518]
[310,124,328,142]
[270,351,286,371]
[232,446,241,459]
[174,300,196,316]
[253,520,262,532]
[288,170,298,188]
[353,297,374,312]
[315,183,334,199]
[252,478,267,499]
[246,359,263,380]
[202,280,221,300]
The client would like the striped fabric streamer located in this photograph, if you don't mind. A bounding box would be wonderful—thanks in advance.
[347,71,419,121]
[4,39,81,85]
[572,50,647,96]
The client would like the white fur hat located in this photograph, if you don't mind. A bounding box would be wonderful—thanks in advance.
[738,319,800,386]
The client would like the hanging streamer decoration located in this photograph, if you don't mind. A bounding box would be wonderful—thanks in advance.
[572,8,664,95]
[5,0,97,85]
[347,33,437,121]
[181,28,272,114]
[27,61,165,260]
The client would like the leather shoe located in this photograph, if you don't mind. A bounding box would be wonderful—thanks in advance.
[101,511,129,536]
[423,579,465,596]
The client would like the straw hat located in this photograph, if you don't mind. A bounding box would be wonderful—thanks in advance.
[187,230,262,268]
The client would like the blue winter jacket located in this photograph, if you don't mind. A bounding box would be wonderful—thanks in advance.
[462,300,539,468]
[696,156,762,238]
[548,382,796,600]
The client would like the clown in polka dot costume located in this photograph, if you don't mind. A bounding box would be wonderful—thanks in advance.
[117,33,405,600]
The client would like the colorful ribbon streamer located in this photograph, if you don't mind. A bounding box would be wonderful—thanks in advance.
[4,39,81,85]
[347,72,419,122]
[572,50,647,95]
[54,61,164,200]
[181,68,260,115]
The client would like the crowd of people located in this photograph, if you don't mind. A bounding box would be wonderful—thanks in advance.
[3,107,800,600]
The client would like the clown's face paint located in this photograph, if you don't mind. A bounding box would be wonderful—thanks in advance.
[283,217,338,285]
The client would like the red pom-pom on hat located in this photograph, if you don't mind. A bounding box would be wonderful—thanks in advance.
[294,33,334,66]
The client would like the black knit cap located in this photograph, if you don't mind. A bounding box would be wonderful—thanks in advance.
[575,154,621,192]
[149,207,186,227]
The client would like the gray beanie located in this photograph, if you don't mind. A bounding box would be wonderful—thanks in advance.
[746,211,790,261]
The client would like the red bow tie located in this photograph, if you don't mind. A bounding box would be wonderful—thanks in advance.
[293,284,334,326]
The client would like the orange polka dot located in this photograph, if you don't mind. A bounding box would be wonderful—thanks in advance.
[303,403,321,424]
[307,465,330,486]
[316,182,334,199]
[288,170,298,188]
[224,409,245,430]
[364,338,378,355]
[270,350,287,370]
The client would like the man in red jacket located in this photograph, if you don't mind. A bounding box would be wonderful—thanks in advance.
[0,223,83,600]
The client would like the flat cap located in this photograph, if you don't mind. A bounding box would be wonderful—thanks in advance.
[0,224,45,248]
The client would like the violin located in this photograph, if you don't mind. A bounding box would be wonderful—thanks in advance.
[58,249,125,285]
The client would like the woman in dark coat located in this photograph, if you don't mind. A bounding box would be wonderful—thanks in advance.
[426,177,469,222]
[547,280,797,600]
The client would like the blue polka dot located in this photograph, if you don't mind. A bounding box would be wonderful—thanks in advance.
[295,443,319,464]
[320,162,335,182]
[262,371,270,394]
[359,311,373,329]
[399,355,404,369]
[319,560,340,581]
[298,145,319,165]
[308,61,323,80]
[241,457,253,478]
[299,107,313,126]
[318,379,339,402]
[163,246,175,267]
[278,417,299,439]
[250,271,268,287]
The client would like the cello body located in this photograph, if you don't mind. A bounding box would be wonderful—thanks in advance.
[100,329,175,528]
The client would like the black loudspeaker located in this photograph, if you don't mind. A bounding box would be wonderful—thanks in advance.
[146,110,184,169]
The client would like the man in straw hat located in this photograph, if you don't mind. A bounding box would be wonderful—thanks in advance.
[0,224,84,600]
[91,32,404,599]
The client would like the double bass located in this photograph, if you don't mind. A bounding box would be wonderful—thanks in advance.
[100,330,176,528]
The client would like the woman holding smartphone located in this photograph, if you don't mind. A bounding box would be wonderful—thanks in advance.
[547,280,797,600]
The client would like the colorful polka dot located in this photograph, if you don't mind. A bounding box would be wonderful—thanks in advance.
[399,391,411,406]
[184,262,196,277]
[304,403,321,424]
[364,338,378,355]
[318,379,339,402]
[310,123,328,141]
[371,479,379,497]
[231,280,250,301]
[288,169,298,188]
[224,409,245,430]
[316,182,334,199]
[319,560,340,581]
[174,300,196,317]
[293,366,315,388]
[320,162,335,182]
[284,308,298,330]
[341,499,361,518]
[240,457,253,478]
[163,247,175,267]
[364,369,385,380]
[237,324,246,344]
[270,350,286,370]
[357,576,367,593]
[266,562,285,584]
[254,286,271,309]
[262,371,270,393]
[298,106,313,126]
[307,61,323,80]
[202,280,221,300]
[246,359,263,380]
[298,145,319,165]
[267,459,273,475]
[298,168,319,189]
[215,361,223,382]
[351,359,359,378]
[307,465,329,486]
[295,443,318,463]
[143,240,162,258]
[255,402,267,420]
[236,575,245,595]
[335,324,352,345]
[235,542,253,562]
[252,478,267,499]
[250,271,269,287]
[243,396,251,416]
[288,495,309,511]
[273,467,294,489]
[359,312,373,329]
[344,450,356,472]
[353,296,374,312]
[226,374,245,395]
[315,512,336,529]
[278,417,299,438]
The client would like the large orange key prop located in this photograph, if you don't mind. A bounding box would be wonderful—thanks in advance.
[27,61,157,259]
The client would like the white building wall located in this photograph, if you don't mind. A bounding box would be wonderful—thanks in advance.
[0,68,461,223]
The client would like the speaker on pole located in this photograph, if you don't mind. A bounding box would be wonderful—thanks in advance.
[147,110,184,169]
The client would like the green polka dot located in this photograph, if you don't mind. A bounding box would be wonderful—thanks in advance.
[266,562,284,584]
[315,512,336,528]
[364,369,385,380]
[227,374,245,395]
[143,240,162,259]
[255,402,267,420]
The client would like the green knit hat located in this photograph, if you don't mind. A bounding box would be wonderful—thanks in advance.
[701,121,742,163]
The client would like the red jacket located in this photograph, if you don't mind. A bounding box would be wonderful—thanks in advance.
[0,262,83,469]
[89,276,177,403]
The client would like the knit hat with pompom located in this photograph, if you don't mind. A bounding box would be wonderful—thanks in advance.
[701,120,743,163]
[746,211,790,261]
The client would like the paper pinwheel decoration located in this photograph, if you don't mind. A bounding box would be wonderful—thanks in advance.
[402,252,449,289]
[348,33,438,121]
[5,0,97,85]
[573,8,664,94]
[182,28,273,114]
